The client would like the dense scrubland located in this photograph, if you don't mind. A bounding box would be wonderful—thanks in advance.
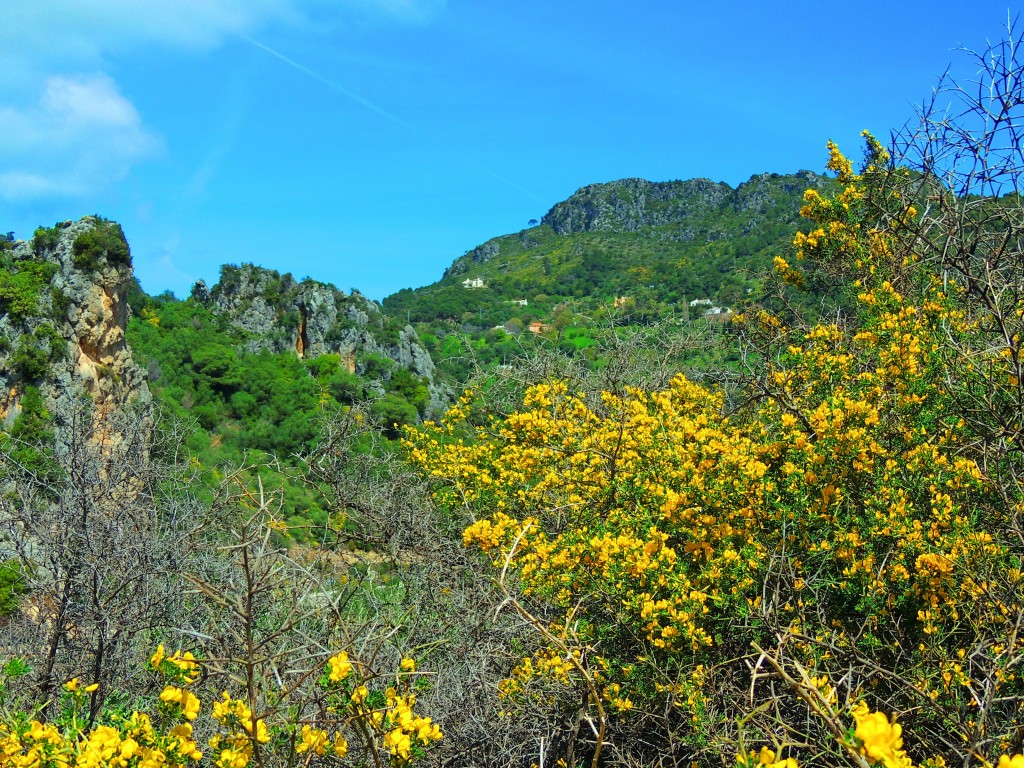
[4,27,1024,768]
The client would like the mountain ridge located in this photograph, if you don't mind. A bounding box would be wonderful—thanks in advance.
[386,170,837,326]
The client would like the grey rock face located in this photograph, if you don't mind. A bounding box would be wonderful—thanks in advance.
[208,263,446,418]
[542,178,732,235]
[469,241,500,264]
[733,171,829,213]
[0,216,150,429]
[439,171,833,282]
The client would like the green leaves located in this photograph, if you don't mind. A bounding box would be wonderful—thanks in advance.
[71,220,130,272]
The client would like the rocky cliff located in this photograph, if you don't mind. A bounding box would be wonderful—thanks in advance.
[541,177,732,236]
[0,217,149,430]
[198,263,446,417]
[541,172,830,237]
[440,171,833,279]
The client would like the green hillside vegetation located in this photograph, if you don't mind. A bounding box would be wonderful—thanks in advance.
[4,29,1024,768]
[384,172,837,331]
[125,271,437,535]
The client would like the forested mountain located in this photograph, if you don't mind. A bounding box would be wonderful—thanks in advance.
[0,171,837,525]
[384,171,837,327]
[1,169,831,467]
[0,221,447,529]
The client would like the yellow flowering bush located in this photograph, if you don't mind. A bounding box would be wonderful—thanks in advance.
[316,649,442,766]
[405,136,1024,766]
[0,671,205,768]
[0,647,441,768]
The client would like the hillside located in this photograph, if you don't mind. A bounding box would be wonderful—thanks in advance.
[384,171,837,327]
[0,169,839,521]
[6,27,1024,768]
[0,222,447,532]
[0,217,150,453]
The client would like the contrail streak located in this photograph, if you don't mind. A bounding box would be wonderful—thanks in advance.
[243,36,546,204]
[243,36,423,135]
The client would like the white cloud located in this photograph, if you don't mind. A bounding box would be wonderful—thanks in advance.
[0,0,445,202]
[0,74,162,202]
[6,1,295,59]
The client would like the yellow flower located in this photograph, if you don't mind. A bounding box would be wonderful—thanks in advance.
[150,645,166,667]
[296,726,329,756]
[384,727,412,759]
[161,686,201,720]
[327,651,353,683]
[332,733,349,757]
[121,737,140,760]
[215,747,250,768]
[27,720,63,746]
[414,717,442,743]
[852,702,910,768]
[64,678,79,692]
[139,746,169,768]
[400,657,416,673]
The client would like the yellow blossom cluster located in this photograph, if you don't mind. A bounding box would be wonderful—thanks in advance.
[0,675,204,768]
[207,692,270,768]
[379,690,442,762]
[317,651,443,766]
[327,650,354,682]
[405,136,1024,762]
[738,701,1024,768]
[294,724,348,758]
[0,648,442,768]
[850,702,911,768]
[160,687,201,722]
[738,746,799,768]
[150,646,199,684]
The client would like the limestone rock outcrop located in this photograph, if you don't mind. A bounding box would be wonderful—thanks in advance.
[207,264,447,418]
[0,217,150,428]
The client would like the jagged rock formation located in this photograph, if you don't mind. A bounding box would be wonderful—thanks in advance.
[541,172,828,236]
[204,264,447,417]
[0,217,150,428]
[441,171,832,278]
[542,177,732,236]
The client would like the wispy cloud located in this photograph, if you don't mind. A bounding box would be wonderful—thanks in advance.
[0,74,162,202]
[0,0,446,203]
[243,36,547,204]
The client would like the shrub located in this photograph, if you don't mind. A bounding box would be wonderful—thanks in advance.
[0,559,30,617]
[404,136,1024,768]
[31,223,63,255]
[71,221,130,272]
[0,645,441,768]
[0,260,58,322]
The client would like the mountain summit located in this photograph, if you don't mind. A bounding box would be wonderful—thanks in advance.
[385,171,835,324]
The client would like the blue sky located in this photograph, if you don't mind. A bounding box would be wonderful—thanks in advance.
[1,1,1018,301]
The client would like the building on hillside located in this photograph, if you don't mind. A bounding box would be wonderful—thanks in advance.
[511,298,528,306]
[689,298,712,307]
[527,321,552,334]
[462,277,486,289]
